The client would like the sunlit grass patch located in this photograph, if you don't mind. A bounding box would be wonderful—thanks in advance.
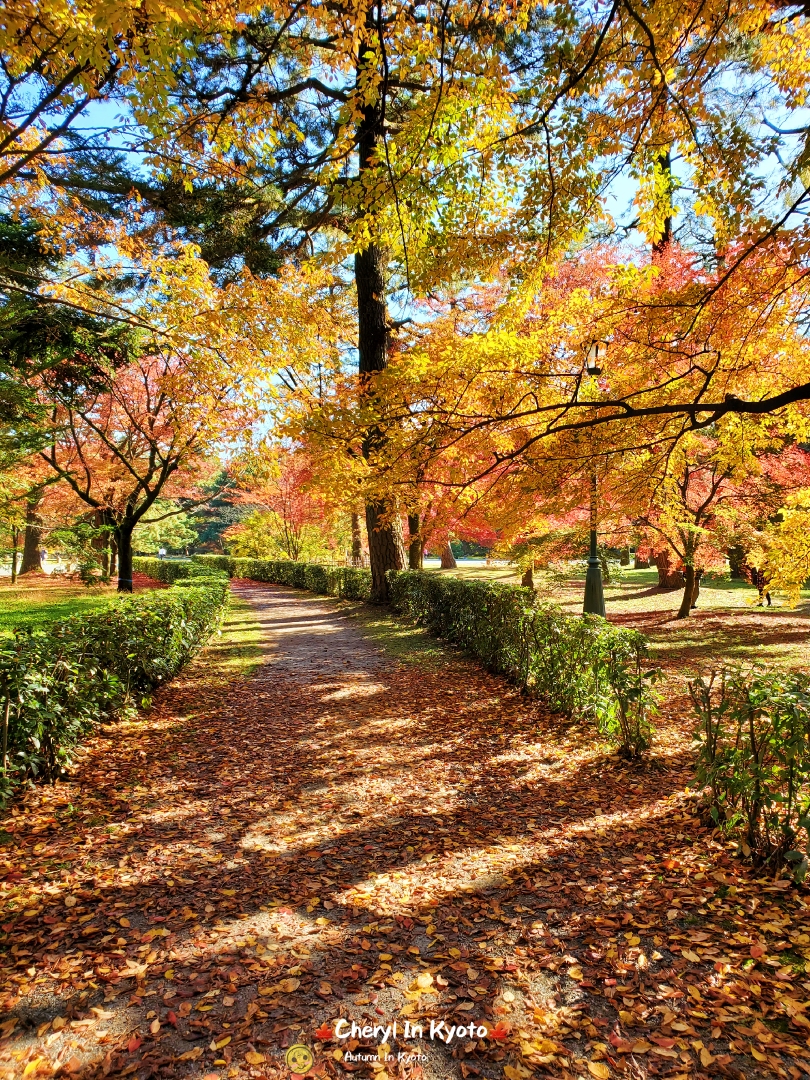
[0,585,113,634]
[346,604,452,668]
[205,594,264,678]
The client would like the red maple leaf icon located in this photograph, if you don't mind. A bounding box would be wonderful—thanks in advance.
[489,1022,510,1041]
[314,1022,334,1040]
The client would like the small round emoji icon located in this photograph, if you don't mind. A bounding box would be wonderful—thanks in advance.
[285,1044,314,1076]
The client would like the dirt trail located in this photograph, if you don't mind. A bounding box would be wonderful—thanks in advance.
[0,584,806,1080]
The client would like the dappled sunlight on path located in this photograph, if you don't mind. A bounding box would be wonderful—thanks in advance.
[1,586,807,1080]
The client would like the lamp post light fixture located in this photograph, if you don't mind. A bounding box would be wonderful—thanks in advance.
[583,340,607,617]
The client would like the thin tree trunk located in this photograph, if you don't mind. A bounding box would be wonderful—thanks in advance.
[115,526,134,593]
[351,512,362,566]
[110,537,117,578]
[691,569,703,609]
[10,527,19,583]
[677,564,695,618]
[728,545,745,579]
[440,541,457,569]
[19,501,43,574]
[598,550,611,584]
[407,513,423,570]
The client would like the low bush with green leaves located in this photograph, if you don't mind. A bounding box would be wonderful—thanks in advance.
[0,571,228,805]
[388,571,660,757]
[191,555,373,600]
[183,559,659,755]
[690,665,810,881]
[132,556,198,584]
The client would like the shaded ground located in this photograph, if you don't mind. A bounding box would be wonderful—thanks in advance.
[1,585,808,1080]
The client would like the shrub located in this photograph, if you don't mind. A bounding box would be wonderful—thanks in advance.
[190,555,373,601]
[0,574,228,805]
[388,571,660,757]
[690,665,810,880]
[132,556,195,584]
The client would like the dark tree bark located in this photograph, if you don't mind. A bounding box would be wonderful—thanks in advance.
[407,513,423,569]
[728,545,746,579]
[350,512,362,566]
[19,501,43,574]
[355,23,403,603]
[110,536,117,578]
[440,541,457,569]
[10,526,20,583]
[366,503,405,600]
[655,549,685,590]
[620,547,630,566]
[690,568,704,609]
[115,524,135,592]
[521,565,534,589]
[677,564,696,618]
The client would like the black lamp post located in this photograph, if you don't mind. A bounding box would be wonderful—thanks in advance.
[583,341,606,617]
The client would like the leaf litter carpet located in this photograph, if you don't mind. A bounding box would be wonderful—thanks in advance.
[1,584,809,1080]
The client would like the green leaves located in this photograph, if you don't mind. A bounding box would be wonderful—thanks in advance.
[690,664,810,881]
[0,574,228,806]
[388,569,660,756]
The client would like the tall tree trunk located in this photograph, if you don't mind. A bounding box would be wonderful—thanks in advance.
[440,541,457,569]
[115,525,134,593]
[407,513,423,570]
[350,512,362,566]
[110,536,117,578]
[677,564,695,618]
[19,500,43,574]
[366,503,405,600]
[355,25,402,603]
[620,547,630,566]
[655,549,685,590]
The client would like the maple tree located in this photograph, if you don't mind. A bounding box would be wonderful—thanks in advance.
[631,435,810,617]
[28,348,251,591]
[224,450,345,563]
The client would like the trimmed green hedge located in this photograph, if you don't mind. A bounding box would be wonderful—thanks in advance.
[132,556,208,584]
[191,555,373,600]
[186,556,660,756]
[389,571,661,757]
[0,572,228,804]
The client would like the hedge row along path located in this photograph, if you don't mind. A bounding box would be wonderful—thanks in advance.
[1,583,808,1080]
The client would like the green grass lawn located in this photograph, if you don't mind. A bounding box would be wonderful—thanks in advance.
[425,561,810,671]
[203,594,264,679]
[0,584,117,634]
